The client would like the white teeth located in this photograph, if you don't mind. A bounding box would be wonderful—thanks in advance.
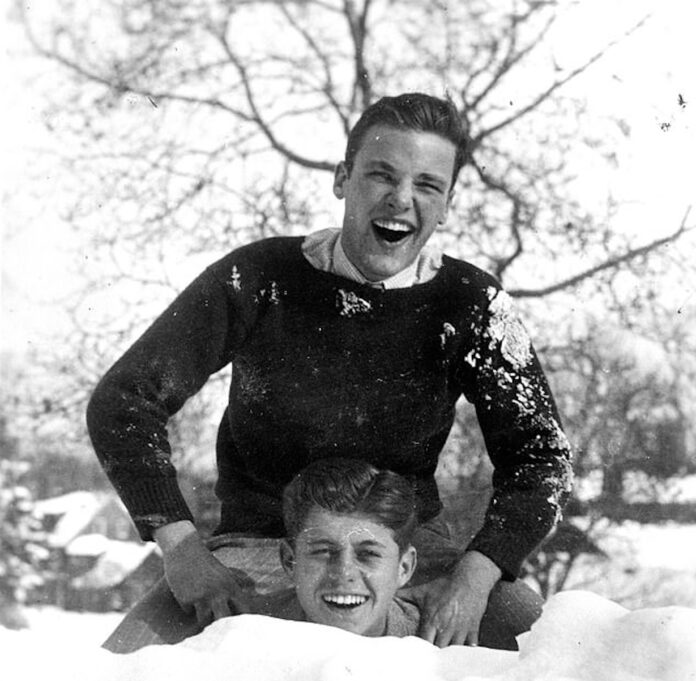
[373,219,412,232]
[323,594,368,606]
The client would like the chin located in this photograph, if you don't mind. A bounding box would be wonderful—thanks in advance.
[364,260,408,281]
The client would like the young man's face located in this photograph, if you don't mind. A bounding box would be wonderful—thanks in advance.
[281,508,416,636]
[333,124,456,282]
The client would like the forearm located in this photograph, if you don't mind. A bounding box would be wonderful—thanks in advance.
[461,287,574,578]
[87,268,234,540]
[87,381,195,540]
[154,520,199,554]
[468,469,572,579]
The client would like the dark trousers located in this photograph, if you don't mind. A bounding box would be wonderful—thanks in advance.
[103,519,542,653]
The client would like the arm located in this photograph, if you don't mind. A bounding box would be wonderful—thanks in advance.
[418,285,573,646]
[464,287,574,578]
[87,264,250,623]
[86,268,236,540]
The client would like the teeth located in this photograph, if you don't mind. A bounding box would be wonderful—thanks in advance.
[373,219,412,233]
[323,594,368,606]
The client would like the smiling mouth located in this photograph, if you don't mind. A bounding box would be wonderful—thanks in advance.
[372,219,414,244]
[322,594,369,610]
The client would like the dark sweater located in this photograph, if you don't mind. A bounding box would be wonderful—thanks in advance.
[87,237,573,578]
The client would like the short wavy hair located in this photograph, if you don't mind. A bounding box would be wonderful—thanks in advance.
[282,458,418,553]
[344,92,468,188]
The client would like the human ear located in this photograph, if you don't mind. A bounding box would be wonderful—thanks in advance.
[279,539,296,578]
[439,189,454,225]
[397,545,417,588]
[333,161,349,199]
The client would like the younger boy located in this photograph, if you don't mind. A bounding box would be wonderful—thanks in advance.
[269,457,420,637]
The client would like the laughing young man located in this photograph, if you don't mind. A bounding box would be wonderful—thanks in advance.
[272,458,420,637]
[89,92,573,651]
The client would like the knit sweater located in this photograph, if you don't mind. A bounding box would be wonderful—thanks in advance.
[251,589,419,637]
[86,236,573,579]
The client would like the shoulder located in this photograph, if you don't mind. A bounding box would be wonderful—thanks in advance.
[206,236,304,282]
[386,597,420,637]
[441,254,500,290]
[437,255,503,308]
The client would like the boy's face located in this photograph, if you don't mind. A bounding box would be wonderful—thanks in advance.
[333,124,456,282]
[281,508,416,637]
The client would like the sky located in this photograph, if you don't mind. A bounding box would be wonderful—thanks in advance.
[1,0,695,360]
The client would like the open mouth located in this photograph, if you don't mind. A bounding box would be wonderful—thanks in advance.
[372,219,413,244]
[322,594,369,610]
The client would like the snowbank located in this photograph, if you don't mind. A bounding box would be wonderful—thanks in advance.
[3,591,695,681]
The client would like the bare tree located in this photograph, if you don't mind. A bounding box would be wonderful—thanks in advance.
[14,0,696,478]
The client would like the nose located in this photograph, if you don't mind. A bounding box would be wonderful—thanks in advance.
[387,179,413,211]
[328,551,360,582]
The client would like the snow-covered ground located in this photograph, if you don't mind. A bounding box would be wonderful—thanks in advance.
[5,518,696,680]
[3,591,696,681]
[21,605,123,646]
[557,519,696,609]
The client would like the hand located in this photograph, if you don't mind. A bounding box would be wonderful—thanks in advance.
[154,521,250,627]
[404,550,502,648]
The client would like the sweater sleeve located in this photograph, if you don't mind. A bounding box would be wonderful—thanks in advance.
[86,267,240,541]
[457,284,574,580]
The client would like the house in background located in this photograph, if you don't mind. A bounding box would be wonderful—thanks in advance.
[68,536,161,611]
[33,491,137,545]
[31,491,162,611]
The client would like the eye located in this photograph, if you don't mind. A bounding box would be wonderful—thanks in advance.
[368,170,392,182]
[357,549,382,562]
[309,547,331,557]
[417,181,444,194]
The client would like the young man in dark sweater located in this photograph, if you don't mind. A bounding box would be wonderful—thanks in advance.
[88,92,573,650]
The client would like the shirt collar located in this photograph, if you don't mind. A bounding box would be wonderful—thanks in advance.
[302,228,442,289]
[333,235,421,289]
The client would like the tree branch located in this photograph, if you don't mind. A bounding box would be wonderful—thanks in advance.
[509,207,693,298]
[468,10,557,112]
[472,157,526,279]
[20,17,255,122]
[473,13,651,146]
[216,27,335,172]
[278,3,351,138]
[343,0,373,110]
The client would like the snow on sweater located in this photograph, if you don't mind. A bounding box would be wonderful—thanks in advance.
[86,236,573,578]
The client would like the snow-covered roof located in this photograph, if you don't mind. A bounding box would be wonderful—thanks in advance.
[71,541,158,589]
[33,491,105,517]
[65,533,111,557]
[33,491,127,548]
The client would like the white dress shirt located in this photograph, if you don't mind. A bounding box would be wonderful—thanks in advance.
[301,228,442,288]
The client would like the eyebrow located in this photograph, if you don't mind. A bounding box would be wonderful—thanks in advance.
[364,160,395,173]
[304,538,388,549]
[355,539,387,550]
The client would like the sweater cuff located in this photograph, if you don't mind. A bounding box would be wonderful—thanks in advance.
[115,476,195,542]
[467,532,527,582]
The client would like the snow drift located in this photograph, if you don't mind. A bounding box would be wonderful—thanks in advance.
[2,590,695,681]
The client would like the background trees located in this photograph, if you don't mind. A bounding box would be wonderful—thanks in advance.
[4,0,695,599]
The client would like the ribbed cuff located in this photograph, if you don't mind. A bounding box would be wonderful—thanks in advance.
[467,532,527,582]
[114,475,195,542]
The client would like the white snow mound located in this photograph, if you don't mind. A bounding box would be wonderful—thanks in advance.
[2,591,696,681]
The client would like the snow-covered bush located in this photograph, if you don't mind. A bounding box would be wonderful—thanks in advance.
[0,459,50,626]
